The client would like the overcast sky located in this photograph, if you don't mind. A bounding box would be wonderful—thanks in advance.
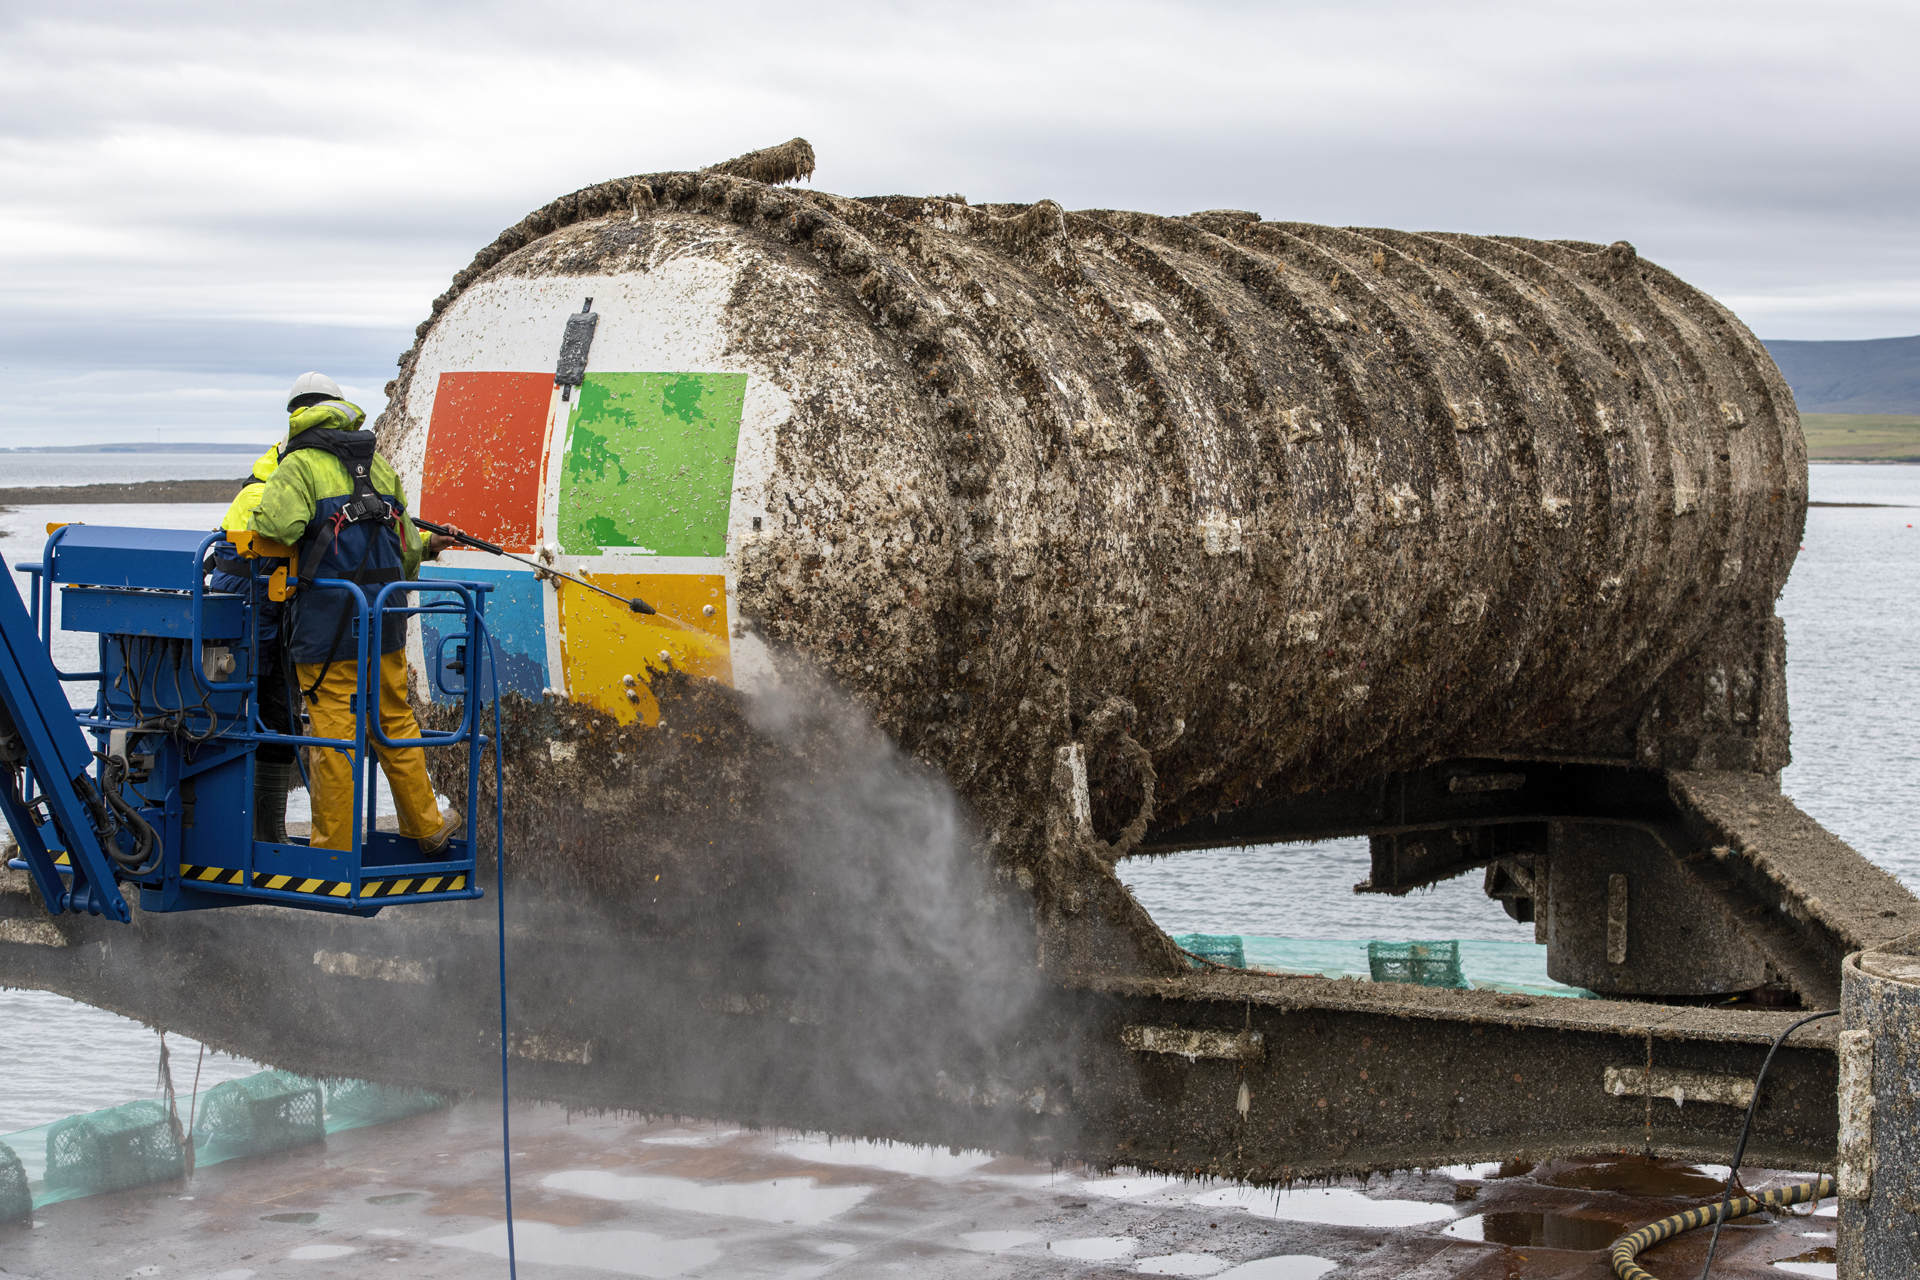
[2,0,1915,448]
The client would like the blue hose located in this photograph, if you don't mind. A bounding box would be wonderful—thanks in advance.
[475,615,517,1278]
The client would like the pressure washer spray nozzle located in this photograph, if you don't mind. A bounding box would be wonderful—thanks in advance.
[630,598,655,615]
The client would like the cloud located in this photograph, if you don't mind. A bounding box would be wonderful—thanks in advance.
[2,0,1917,443]
[0,316,402,376]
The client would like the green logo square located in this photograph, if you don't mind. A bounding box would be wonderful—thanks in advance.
[557,372,748,557]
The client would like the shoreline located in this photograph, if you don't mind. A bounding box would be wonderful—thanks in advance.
[0,478,239,506]
[1806,456,1920,464]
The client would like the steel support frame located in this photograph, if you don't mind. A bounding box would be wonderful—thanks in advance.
[0,866,1845,1180]
[1139,759,1920,1008]
[1072,974,1839,1179]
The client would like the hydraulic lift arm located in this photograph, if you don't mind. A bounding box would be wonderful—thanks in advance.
[0,563,131,920]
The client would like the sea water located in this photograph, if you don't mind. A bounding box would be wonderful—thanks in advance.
[0,465,1915,1129]
[0,453,262,489]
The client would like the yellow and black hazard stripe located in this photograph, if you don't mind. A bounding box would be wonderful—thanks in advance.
[179,862,247,887]
[253,872,353,899]
[361,874,467,899]
[1607,1174,1833,1280]
[172,865,468,901]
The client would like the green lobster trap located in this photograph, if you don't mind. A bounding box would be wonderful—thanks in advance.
[1174,932,1247,969]
[1368,939,1469,989]
[0,1141,29,1224]
[323,1078,453,1131]
[192,1071,324,1162]
[44,1100,183,1196]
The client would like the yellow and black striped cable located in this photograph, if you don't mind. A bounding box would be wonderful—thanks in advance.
[1609,1174,1834,1279]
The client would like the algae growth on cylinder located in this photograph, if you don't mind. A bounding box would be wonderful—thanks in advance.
[382,136,1801,859]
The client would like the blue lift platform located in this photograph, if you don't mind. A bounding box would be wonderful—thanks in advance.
[1,523,495,921]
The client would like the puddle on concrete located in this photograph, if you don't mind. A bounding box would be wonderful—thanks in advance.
[365,1192,423,1206]
[958,1229,1041,1252]
[366,1228,408,1237]
[1192,1186,1455,1228]
[1433,1162,1503,1179]
[1080,1175,1190,1201]
[972,1169,1075,1189]
[432,1222,721,1278]
[1214,1258,1338,1280]
[775,1135,997,1178]
[1137,1252,1227,1276]
[260,1212,320,1224]
[1775,1245,1837,1276]
[815,1242,859,1257]
[1444,1211,1624,1251]
[543,1169,873,1225]
[1540,1156,1729,1198]
[1047,1235,1139,1261]
[640,1127,742,1147]
[285,1245,355,1260]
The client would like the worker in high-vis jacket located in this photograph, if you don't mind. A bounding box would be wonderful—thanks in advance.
[207,445,298,842]
[249,372,463,855]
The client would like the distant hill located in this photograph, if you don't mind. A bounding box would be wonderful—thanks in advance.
[1800,414,1920,461]
[0,442,267,454]
[1762,334,1920,415]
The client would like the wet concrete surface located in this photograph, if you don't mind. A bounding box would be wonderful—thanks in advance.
[0,1106,1838,1278]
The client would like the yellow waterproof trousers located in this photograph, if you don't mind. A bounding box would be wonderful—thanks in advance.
[296,649,441,852]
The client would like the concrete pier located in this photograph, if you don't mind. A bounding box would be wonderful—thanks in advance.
[1839,945,1920,1278]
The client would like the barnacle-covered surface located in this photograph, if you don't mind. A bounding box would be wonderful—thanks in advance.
[379,148,1803,970]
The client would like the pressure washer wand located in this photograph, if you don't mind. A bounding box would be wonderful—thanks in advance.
[413,517,656,615]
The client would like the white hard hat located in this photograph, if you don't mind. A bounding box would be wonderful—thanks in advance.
[286,371,344,411]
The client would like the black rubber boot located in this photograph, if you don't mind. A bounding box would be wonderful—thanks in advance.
[253,759,293,844]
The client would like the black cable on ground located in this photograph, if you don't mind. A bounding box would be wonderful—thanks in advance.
[1605,1007,1840,1280]
[1697,1008,1840,1277]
